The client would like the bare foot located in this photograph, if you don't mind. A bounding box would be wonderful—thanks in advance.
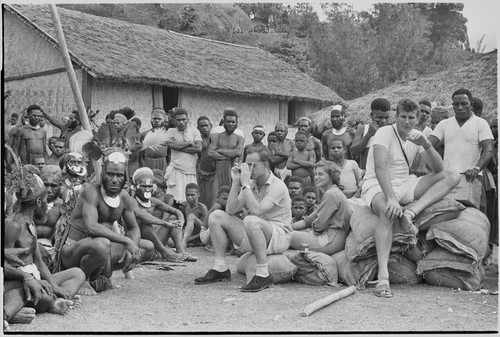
[69,295,82,310]
[400,210,418,235]
[124,270,135,279]
[10,307,36,324]
[49,298,73,315]
[4,320,11,331]
[162,252,185,263]
[77,281,97,296]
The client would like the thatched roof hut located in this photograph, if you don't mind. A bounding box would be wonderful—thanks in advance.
[5,4,338,104]
[309,50,497,136]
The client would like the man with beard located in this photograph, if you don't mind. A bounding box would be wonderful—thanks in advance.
[59,148,154,295]
[46,139,66,166]
[197,116,216,208]
[14,105,47,164]
[208,108,245,197]
[163,108,202,203]
[140,108,169,173]
[271,121,294,181]
[36,165,64,269]
[4,169,85,324]
[321,105,355,160]
[130,167,196,262]
[43,110,83,148]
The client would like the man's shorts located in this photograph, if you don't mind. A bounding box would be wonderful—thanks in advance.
[234,221,291,255]
[361,176,422,208]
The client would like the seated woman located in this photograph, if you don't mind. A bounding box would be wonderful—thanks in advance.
[290,160,353,255]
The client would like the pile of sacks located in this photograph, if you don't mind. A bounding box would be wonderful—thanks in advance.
[235,198,490,290]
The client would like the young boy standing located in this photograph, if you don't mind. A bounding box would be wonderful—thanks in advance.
[180,183,208,248]
[243,125,268,162]
[287,131,315,186]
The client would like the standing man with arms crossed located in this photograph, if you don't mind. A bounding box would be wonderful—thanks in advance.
[361,98,460,298]
[14,105,47,164]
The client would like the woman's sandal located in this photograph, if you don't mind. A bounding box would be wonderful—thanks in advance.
[373,278,393,298]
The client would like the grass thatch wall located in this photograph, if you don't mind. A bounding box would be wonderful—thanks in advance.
[308,51,498,135]
[3,11,67,78]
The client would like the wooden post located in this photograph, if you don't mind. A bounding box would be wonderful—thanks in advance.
[49,4,91,131]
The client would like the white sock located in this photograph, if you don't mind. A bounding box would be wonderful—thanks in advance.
[213,257,228,272]
[255,263,269,277]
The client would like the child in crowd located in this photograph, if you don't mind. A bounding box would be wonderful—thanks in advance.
[287,176,304,199]
[291,196,315,231]
[328,139,363,198]
[302,186,319,215]
[243,125,268,162]
[201,186,230,250]
[46,139,67,166]
[180,183,208,248]
[287,130,315,186]
[32,156,46,172]
[266,131,278,151]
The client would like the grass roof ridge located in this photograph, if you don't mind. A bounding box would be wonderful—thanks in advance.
[167,30,256,50]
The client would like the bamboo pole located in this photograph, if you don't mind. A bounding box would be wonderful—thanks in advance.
[302,286,356,317]
[49,4,91,131]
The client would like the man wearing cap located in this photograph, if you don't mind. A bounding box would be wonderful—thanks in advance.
[296,116,322,162]
[322,104,355,161]
[140,108,170,174]
[162,107,203,203]
[43,109,83,148]
[59,148,154,295]
[351,98,392,170]
[272,121,294,181]
[131,167,197,262]
[243,125,268,162]
[14,104,48,164]
[209,108,245,198]
[4,169,85,322]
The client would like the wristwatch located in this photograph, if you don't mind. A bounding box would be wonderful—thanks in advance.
[242,184,251,191]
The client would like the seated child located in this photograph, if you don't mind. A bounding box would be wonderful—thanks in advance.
[302,186,319,215]
[291,196,309,230]
[287,176,304,199]
[180,183,208,247]
[328,139,363,198]
[286,130,315,186]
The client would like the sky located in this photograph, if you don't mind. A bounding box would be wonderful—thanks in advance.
[308,0,497,53]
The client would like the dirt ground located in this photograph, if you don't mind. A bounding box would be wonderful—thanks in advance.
[7,246,498,334]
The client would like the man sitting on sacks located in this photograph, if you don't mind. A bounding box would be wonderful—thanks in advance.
[361,98,460,298]
[59,147,154,295]
[195,151,292,292]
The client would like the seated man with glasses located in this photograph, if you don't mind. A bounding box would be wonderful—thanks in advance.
[59,148,154,295]
[194,150,292,292]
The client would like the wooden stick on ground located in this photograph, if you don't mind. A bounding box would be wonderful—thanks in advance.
[302,285,357,317]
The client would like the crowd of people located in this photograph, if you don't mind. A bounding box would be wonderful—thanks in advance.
[3,88,497,327]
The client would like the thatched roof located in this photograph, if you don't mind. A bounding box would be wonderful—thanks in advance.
[309,50,497,135]
[6,4,339,104]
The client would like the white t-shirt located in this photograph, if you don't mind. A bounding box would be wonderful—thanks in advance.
[365,125,424,181]
[165,127,202,175]
[430,115,493,173]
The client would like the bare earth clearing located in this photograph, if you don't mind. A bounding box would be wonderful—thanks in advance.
[8,246,498,333]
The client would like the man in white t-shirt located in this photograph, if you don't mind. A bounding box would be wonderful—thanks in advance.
[361,98,460,299]
[428,88,494,183]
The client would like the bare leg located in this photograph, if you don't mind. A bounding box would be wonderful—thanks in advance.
[9,308,36,324]
[52,268,86,299]
[291,229,347,255]
[3,281,30,323]
[243,216,273,265]
[140,225,183,262]
[371,193,395,297]
[209,211,245,261]
[182,215,195,248]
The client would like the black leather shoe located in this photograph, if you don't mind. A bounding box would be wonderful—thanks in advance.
[194,269,231,284]
[240,275,274,292]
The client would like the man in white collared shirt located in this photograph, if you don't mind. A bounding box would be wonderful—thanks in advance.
[195,151,292,292]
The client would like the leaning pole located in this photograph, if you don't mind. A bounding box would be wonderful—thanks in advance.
[49,4,101,180]
[49,4,91,131]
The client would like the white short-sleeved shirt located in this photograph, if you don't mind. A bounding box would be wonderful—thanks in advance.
[165,127,202,175]
[364,125,424,181]
[430,115,493,173]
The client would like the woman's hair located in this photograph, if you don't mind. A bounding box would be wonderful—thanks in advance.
[314,160,341,186]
